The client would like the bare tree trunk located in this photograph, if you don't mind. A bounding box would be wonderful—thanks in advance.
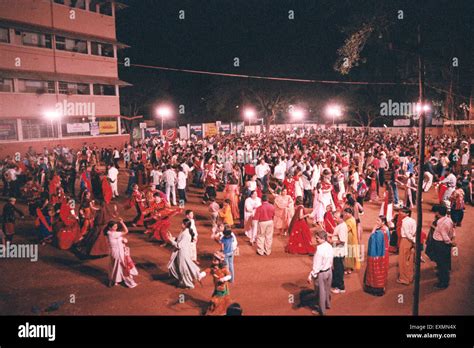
[470,85,474,120]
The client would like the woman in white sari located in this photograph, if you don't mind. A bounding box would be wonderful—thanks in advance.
[312,183,326,226]
[244,191,261,244]
[271,187,294,235]
[107,218,138,288]
[167,219,206,289]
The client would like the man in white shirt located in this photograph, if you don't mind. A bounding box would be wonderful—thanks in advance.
[150,166,162,190]
[439,167,457,208]
[163,165,177,205]
[180,160,193,179]
[113,148,121,168]
[177,166,187,206]
[273,157,287,182]
[107,165,119,198]
[460,148,470,173]
[330,212,348,294]
[307,230,334,315]
[255,158,271,193]
[397,208,417,285]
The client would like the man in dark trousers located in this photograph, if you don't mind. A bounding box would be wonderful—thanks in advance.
[431,206,456,289]
[2,197,25,243]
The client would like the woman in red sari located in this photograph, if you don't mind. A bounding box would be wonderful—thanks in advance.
[56,199,81,250]
[323,205,336,235]
[131,184,146,227]
[48,173,61,199]
[101,175,113,204]
[436,176,448,204]
[283,173,297,202]
[286,196,316,255]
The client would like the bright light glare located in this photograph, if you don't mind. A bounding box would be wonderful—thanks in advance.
[44,110,61,120]
[326,105,342,117]
[416,103,431,113]
[290,107,305,120]
[243,108,256,119]
[156,105,173,118]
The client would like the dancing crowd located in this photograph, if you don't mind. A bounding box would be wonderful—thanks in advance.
[1,127,471,315]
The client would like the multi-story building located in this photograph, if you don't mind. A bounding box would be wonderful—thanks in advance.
[0,0,130,156]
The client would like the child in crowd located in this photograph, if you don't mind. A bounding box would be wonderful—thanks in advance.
[208,198,220,231]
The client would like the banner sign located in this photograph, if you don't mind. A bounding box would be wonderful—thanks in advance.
[219,122,231,135]
[90,122,99,136]
[179,126,188,139]
[443,120,474,126]
[132,127,141,140]
[203,123,218,137]
[145,127,160,137]
[231,121,245,134]
[190,124,203,137]
[99,121,117,134]
[162,128,178,141]
[66,123,90,133]
[393,119,411,127]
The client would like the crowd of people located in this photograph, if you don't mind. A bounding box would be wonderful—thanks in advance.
[1,127,471,315]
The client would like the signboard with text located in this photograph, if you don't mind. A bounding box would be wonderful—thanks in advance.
[66,123,90,133]
[99,121,117,134]
[203,123,218,137]
[190,124,203,137]
[90,122,99,136]
[393,119,411,127]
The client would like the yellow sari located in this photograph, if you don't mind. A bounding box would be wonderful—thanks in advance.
[344,217,361,270]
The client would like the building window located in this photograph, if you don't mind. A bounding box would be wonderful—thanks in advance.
[0,119,18,141]
[93,84,115,96]
[18,79,55,94]
[70,0,86,9]
[0,78,13,92]
[21,31,52,49]
[0,27,9,43]
[58,81,90,95]
[56,36,88,53]
[99,2,113,16]
[91,41,114,57]
[22,119,59,139]
[54,0,85,8]
[90,1,113,16]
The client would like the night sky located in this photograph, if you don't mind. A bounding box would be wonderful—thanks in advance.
[116,0,474,123]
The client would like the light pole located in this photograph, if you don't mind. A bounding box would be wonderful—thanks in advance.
[156,105,173,137]
[289,107,306,129]
[325,104,342,126]
[243,108,256,127]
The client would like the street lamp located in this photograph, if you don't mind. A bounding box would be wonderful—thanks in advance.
[325,104,342,126]
[156,105,173,136]
[416,103,431,114]
[289,107,305,121]
[243,108,256,127]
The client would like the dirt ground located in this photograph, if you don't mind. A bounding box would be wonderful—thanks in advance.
[1,169,473,316]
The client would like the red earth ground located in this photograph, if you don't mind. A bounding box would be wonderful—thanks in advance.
[1,167,473,316]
